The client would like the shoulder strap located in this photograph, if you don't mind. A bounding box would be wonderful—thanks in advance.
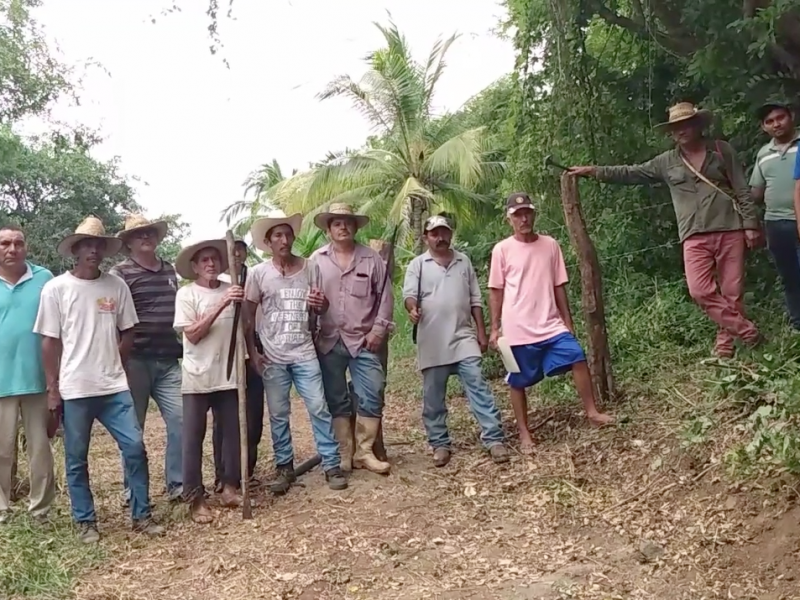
[679,153,743,217]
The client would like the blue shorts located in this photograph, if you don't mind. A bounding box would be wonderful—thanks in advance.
[505,332,586,389]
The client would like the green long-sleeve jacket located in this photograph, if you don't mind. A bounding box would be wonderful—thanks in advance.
[595,141,759,242]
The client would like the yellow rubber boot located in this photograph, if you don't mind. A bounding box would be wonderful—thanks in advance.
[353,416,391,474]
[332,417,354,472]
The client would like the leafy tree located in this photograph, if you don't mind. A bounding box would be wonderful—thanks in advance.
[268,22,504,251]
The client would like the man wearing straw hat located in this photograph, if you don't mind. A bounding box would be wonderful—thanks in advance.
[110,214,183,504]
[244,210,347,494]
[214,237,265,490]
[570,102,763,358]
[173,238,244,522]
[33,216,164,543]
[312,203,394,475]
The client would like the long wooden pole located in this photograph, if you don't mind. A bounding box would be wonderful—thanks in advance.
[225,231,252,519]
[559,173,616,403]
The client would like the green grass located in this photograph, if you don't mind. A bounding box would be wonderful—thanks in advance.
[0,508,105,599]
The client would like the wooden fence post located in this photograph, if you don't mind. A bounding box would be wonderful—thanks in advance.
[559,173,615,404]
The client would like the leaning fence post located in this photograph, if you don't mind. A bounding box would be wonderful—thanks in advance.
[559,173,616,403]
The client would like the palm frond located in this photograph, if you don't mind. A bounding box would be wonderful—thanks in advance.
[425,127,488,188]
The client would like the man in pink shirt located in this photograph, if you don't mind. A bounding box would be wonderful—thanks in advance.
[488,193,613,453]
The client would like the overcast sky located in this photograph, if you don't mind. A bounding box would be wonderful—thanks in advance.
[28,0,514,243]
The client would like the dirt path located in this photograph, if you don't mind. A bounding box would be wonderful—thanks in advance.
[68,360,800,600]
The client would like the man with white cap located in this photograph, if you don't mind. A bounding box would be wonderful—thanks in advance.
[244,210,346,494]
[110,214,183,503]
[403,214,509,467]
[312,203,394,475]
[173,239,244,523]
[34,216,163,543]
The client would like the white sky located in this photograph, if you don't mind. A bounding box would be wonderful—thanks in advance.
[26,0,514,243]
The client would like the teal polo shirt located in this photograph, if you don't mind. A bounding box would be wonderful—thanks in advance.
[750,130,800,221]
[0,263,53,398]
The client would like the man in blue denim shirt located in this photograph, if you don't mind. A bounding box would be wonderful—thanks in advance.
[750,101,800,328]
[402,215,509,467]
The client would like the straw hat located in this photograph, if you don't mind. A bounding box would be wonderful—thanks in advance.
[313,203,370,230]
[175,239,229,280]
[117,214,168,252]
[250,209,303,253]
[654,102,712,131]
[57,216,124,258]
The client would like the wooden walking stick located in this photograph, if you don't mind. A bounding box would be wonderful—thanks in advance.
[225,231,252,519]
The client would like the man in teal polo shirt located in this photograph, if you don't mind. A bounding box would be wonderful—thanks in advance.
[0,224,55,523]
[750,101,800,328]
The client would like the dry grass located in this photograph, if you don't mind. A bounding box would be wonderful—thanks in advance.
[5,357,800,600]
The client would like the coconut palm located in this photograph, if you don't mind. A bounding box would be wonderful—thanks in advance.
[269,21,504,251]
[220,159,296,237]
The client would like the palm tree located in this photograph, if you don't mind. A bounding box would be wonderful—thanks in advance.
[269,21,504,251]
[220,159,296,237]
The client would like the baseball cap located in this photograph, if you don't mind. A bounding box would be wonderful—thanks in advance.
[424,214,453,232]
[506,192,536,214]
[756,100,792,122]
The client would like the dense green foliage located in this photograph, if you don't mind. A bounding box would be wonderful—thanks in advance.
[0,0,188,272]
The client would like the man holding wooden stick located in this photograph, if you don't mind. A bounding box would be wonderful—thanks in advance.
[173,239,243,523]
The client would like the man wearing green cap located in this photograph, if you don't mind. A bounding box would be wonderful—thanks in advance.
[750,101,800,329]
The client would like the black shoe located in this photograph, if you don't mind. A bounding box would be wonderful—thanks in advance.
[325,467,348,491]
[268,463,296,495]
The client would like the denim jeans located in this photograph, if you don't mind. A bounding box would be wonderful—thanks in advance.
[125,358,183,497]
[318,339,385,418]
[62,391,151,523]
[765,219,800,329]
[262,358,341,472]
[421,356,505,450]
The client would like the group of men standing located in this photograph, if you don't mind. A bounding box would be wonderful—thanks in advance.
[2,98,797,541]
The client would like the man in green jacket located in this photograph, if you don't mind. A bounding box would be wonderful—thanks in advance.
[570,102,762,357]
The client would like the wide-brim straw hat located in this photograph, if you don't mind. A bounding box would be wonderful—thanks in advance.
[117,214,169,253]
[175,239,229,280]
[57,216,124,258]
[313,203,370,230]
[654,102,712,132]
[250,210,303,253]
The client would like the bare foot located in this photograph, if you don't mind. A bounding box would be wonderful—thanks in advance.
[220,485,242,508]
[588,412,614,427]
[190,499,214,524]
[519,434,536,455]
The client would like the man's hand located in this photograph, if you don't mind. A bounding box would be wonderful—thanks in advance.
[408,306,421,325]
[223,285,245,306]
[252,352,269,375]
[568,166,597,177]
[477,330,489,354]
[489,328,500,351]
[308,288,327,311]
[364,331,384,353]
[47,385,62,412]
[744,228,764,250]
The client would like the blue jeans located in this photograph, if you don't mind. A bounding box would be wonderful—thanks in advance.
[422,356,505,450]
[262,358,341,472]
[124,358,183,497]
[318,339,385,418]
[765,219,800,329]
[62,391,151,523]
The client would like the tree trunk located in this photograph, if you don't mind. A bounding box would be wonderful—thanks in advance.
[409,195,425,254]
[560,174,616,405]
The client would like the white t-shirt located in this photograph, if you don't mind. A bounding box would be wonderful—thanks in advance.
[33,272,139,400]
[174,281,241,394]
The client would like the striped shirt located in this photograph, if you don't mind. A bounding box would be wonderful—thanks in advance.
[110,258,182,359]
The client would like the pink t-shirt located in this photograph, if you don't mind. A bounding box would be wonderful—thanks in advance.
[488,235,569,345]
